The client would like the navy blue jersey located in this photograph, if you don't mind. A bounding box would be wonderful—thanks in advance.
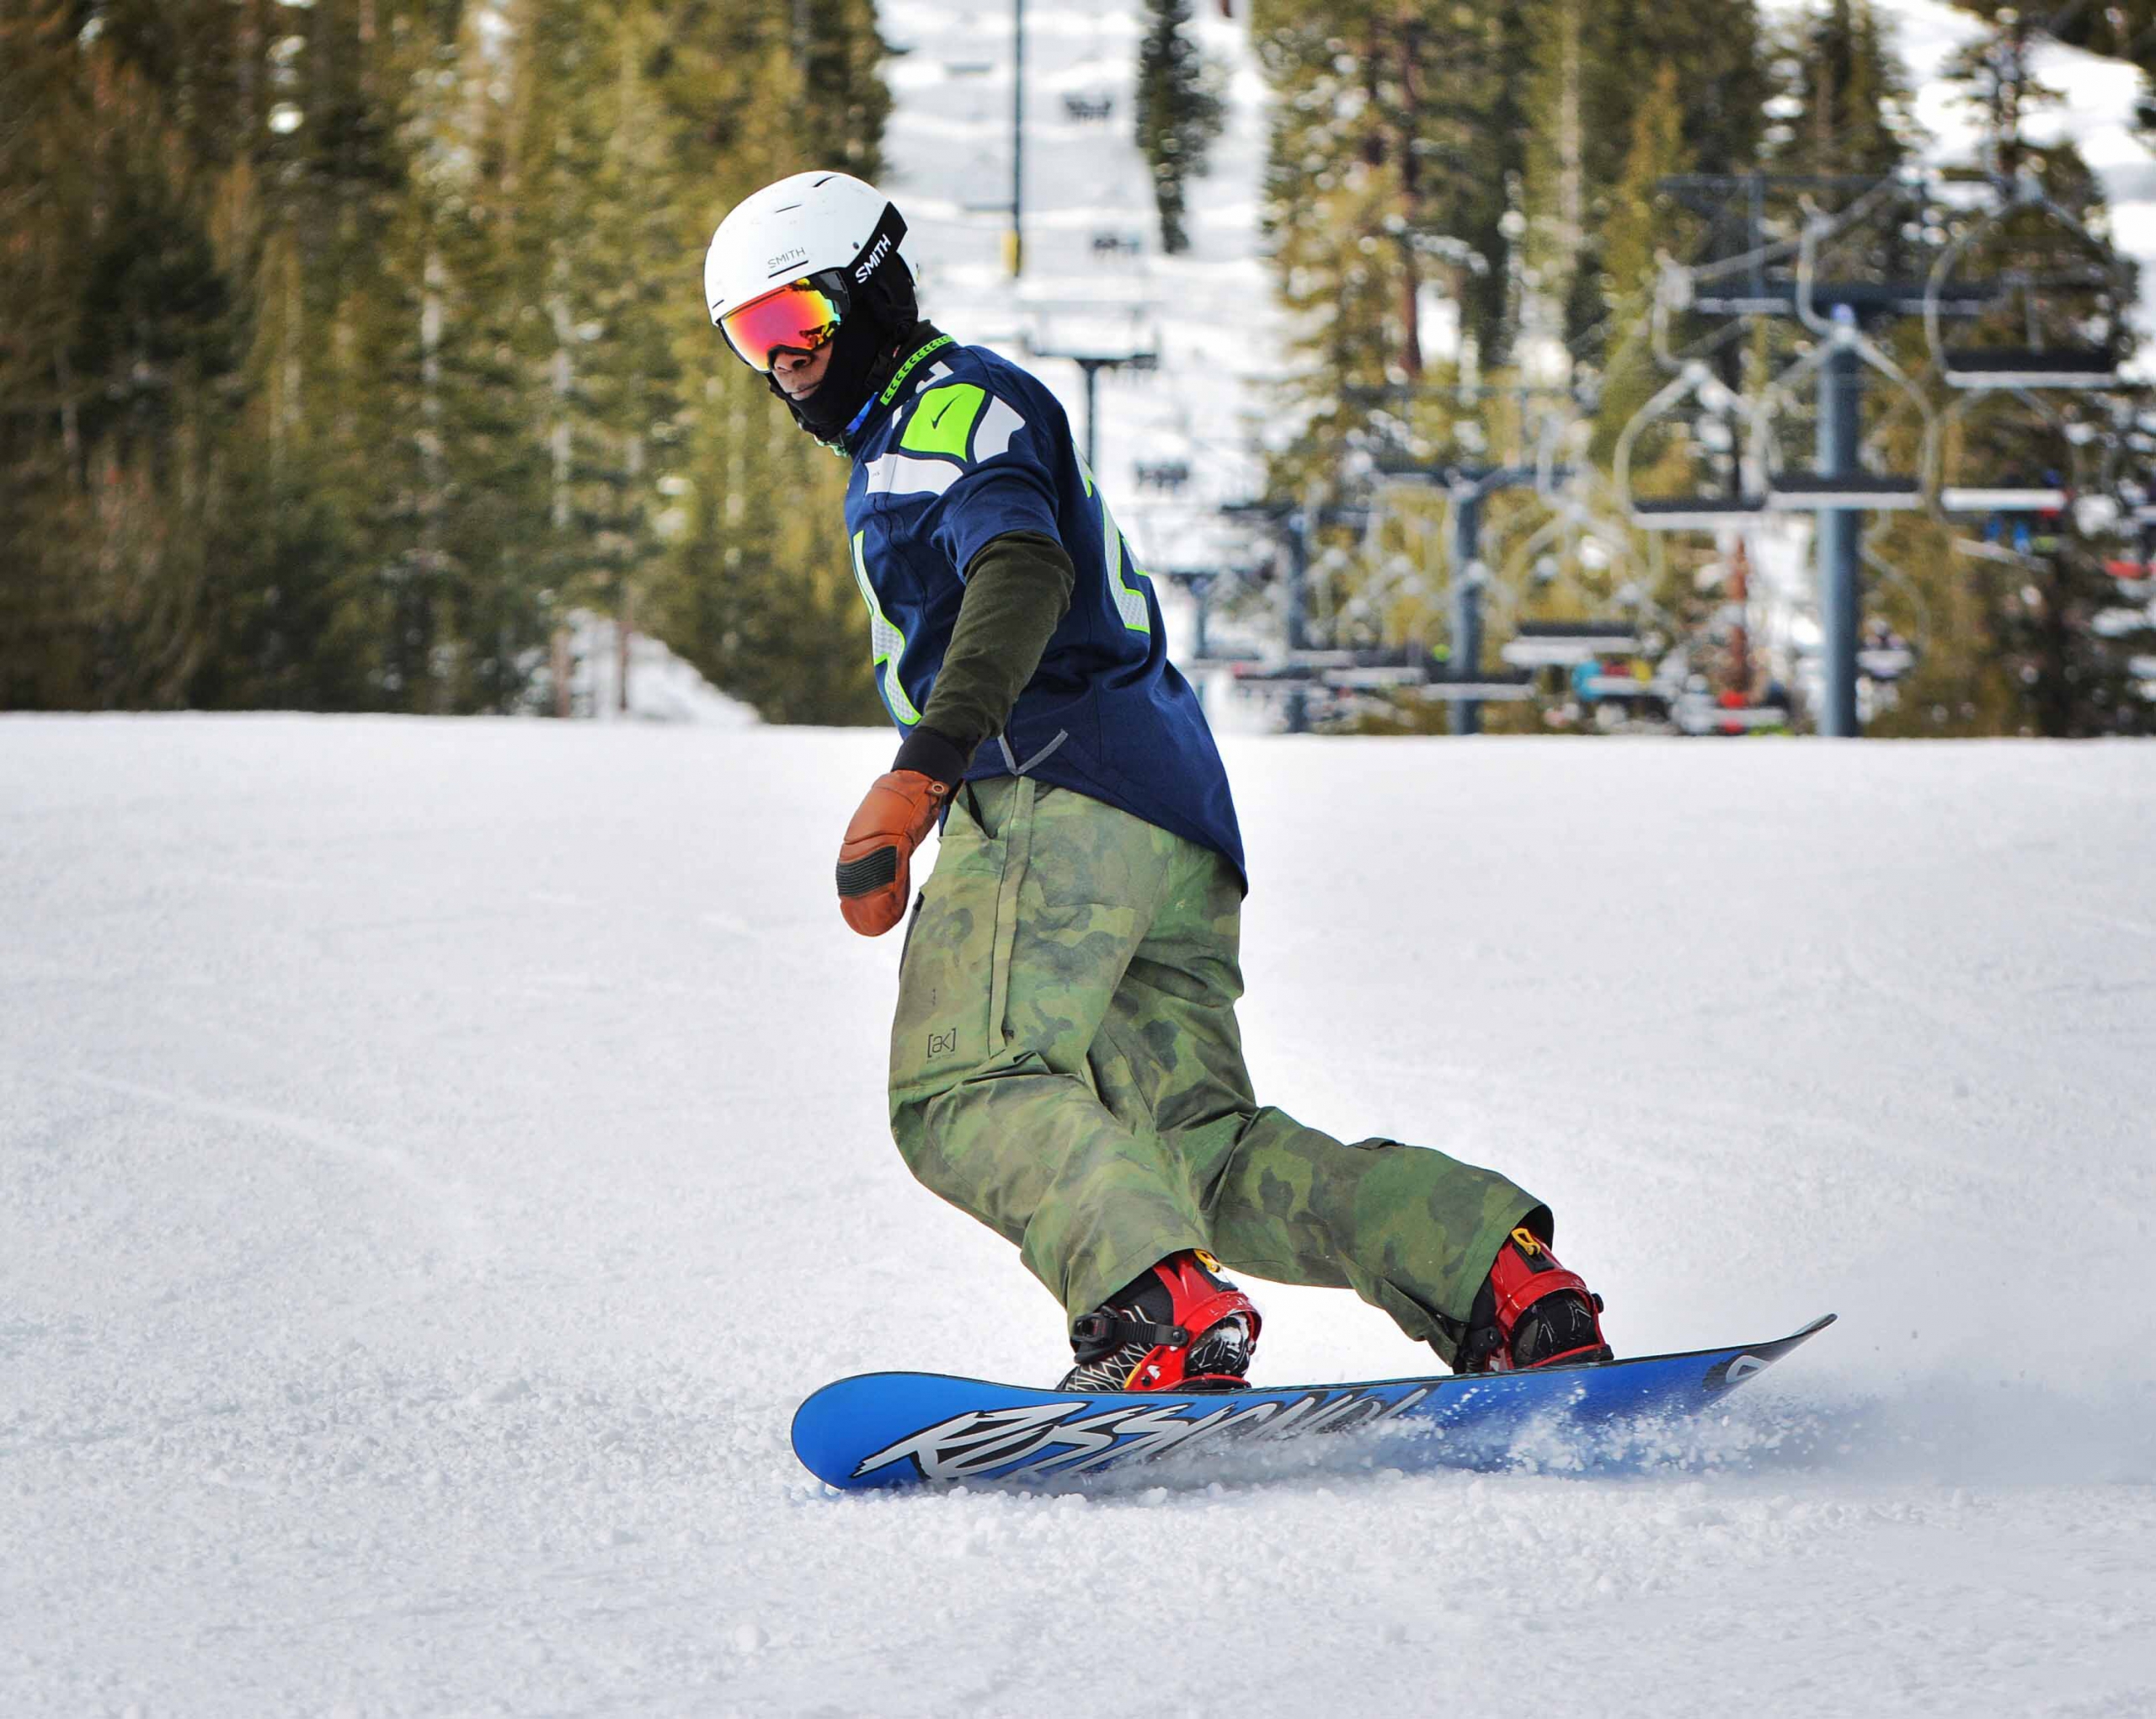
[841,334,1244,884]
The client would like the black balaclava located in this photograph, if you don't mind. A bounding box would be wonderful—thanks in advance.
[771,227,928,447]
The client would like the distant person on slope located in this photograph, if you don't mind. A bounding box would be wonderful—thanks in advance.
[701,172,1610,1390]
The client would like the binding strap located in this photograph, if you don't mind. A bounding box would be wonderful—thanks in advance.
[1069,1309,1187,1362]
[1068,1279,1258,1364]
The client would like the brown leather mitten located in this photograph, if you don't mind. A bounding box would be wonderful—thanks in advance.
[835,770,951,936]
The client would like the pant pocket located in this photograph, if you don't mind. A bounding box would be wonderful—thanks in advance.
[889,777,1033,1098]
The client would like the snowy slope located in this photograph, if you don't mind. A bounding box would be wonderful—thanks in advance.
[4,716,2155,1716]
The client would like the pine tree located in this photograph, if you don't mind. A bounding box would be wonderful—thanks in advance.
[1249,0,1530,531]
[1,0,253,708]
[1516,0,1769,361]
[1764,0,1915,181]
[1882,11,2148,737]
[1255,0,1523,382]
[1135,0,1225,254]
[792,0,891,179]
[1585,63,1696,469]
[1517,0,1593,355]
[639,0,886,725]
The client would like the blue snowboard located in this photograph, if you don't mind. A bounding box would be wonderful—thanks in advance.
[792,1315,1834,1490]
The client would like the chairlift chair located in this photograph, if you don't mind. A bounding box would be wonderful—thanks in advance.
[2104,517,2156,589]
[1672,691,1793,734]
[1500,621,1643,670]
[1502,459,1640,594]
[1753,215,1935,514]
[1613,358,1766,530]
[1409,671,1538,703]
[1856,534,1930,684]
[1340,497,1432,627]
[1854,640,1917,681]
[1924,174,2129,392]
[1767,473,1926,511]
[1322,647,1445,690]
[1576,661,1666,702]
[1926,382,2089,530]
[1939,483,2071,514]
[2079,401,2156,538]
[1526,584,1678,710]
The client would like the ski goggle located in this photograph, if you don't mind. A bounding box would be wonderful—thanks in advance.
[718,276,846,373]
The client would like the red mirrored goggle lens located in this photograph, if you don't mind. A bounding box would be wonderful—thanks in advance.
[720,280,844,372]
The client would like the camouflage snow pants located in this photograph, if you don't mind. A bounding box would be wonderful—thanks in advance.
[888,777,1544,1368]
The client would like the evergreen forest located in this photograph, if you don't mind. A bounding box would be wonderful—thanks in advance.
[6,0,2156,734]
[3,0,887,720]
[1249,0,2156,737]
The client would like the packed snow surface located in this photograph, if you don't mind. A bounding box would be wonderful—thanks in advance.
[4,718,2155,1716]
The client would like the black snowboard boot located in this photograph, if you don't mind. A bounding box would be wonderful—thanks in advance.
[1058,1251,1262,1393]
[1459,1225,1611,1374]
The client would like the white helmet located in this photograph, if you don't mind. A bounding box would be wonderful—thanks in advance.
[702,170,908,345]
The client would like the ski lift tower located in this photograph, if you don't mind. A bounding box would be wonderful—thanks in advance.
[1372,456,1561,734]
[1024,302,1161,473]
[1652,174,1999,734]
[1435,463,1547,735]
[947,0,1027,275]
[1347,379,1597,734]
[1006,0,1026,275]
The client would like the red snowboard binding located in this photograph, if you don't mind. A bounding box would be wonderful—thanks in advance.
[1059,1251,1262,1393]
[1460,1225,1611,1374]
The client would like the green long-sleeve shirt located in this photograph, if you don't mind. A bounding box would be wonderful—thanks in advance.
[891,531,1075,785]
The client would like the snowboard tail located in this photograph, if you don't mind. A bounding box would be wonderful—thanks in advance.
[792,1316,1834,1491]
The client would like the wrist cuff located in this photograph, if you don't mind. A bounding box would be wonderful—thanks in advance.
[892,724,970,788]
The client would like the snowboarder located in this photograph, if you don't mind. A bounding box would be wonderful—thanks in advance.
[702,173,1610,1391]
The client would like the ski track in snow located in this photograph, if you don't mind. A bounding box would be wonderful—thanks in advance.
[3,716,2154,1715]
